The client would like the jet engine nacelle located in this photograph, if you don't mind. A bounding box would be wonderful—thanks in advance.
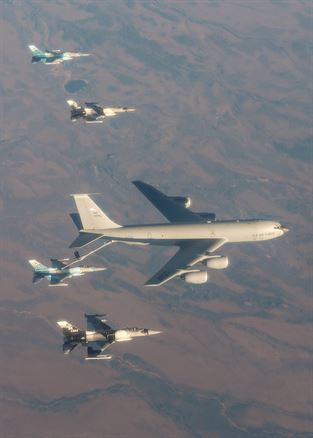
[183,271,208,284]
[170,196,192,208]
[205,256,229,269]
[197,212,216,222]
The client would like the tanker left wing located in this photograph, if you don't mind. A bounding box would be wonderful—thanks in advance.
[145,238,226,286]
[133,180,209,224]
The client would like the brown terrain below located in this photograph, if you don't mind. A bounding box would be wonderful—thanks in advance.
[0,1,312,437]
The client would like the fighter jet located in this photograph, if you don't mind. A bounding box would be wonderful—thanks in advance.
[68,181,289,287]
[67,100,136,123]
[57,314,161,360]
[28,258,106,286]
[29,45,89,65]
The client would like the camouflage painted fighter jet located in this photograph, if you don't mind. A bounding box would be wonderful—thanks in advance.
[28,258,106,286]
[57,314,161,360]
[29,45,89,65]
[67,100,135,123]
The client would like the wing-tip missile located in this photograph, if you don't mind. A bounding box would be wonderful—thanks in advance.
[85,355,112,360]
[48,283,69,287]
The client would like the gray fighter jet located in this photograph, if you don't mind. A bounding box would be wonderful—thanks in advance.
[67,100,135,123]
[57,314,161,360]
[29,45,89,64]
[28,258,106,286]
[69,181,289,286]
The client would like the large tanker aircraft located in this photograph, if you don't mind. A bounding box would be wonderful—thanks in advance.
[69,181,289,286]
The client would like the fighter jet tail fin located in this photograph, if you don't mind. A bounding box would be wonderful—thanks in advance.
[71,194,121,230]
[57,321,82,355]
[28,45,44,56]
[28,259,47,271]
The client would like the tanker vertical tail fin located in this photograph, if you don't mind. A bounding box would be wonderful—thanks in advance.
[72,195,120,230]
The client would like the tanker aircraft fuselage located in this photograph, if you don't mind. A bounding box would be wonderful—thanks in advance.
[83,219,284,245]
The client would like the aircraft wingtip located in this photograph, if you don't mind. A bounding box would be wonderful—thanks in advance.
[132,180,144,186]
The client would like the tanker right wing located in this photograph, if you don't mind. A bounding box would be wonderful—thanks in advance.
[145,238,226,286]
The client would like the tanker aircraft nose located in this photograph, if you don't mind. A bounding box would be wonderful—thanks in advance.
[274,223,289,236]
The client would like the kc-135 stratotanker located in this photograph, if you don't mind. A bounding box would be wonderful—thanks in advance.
[57,314,161,360]
[68,181,289,286]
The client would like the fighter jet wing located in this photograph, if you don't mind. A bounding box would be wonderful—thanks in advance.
[133,181,208,224]
[50,259,66,269]
[46,49,62,54]
[85,115,102,122]
[145,238,226,286]
[87,340,112,359]
[85,314,112,332]
[50,274,69,286]
[85,102,103,115]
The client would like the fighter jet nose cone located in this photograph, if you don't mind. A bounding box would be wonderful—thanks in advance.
[148,330,162,336]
